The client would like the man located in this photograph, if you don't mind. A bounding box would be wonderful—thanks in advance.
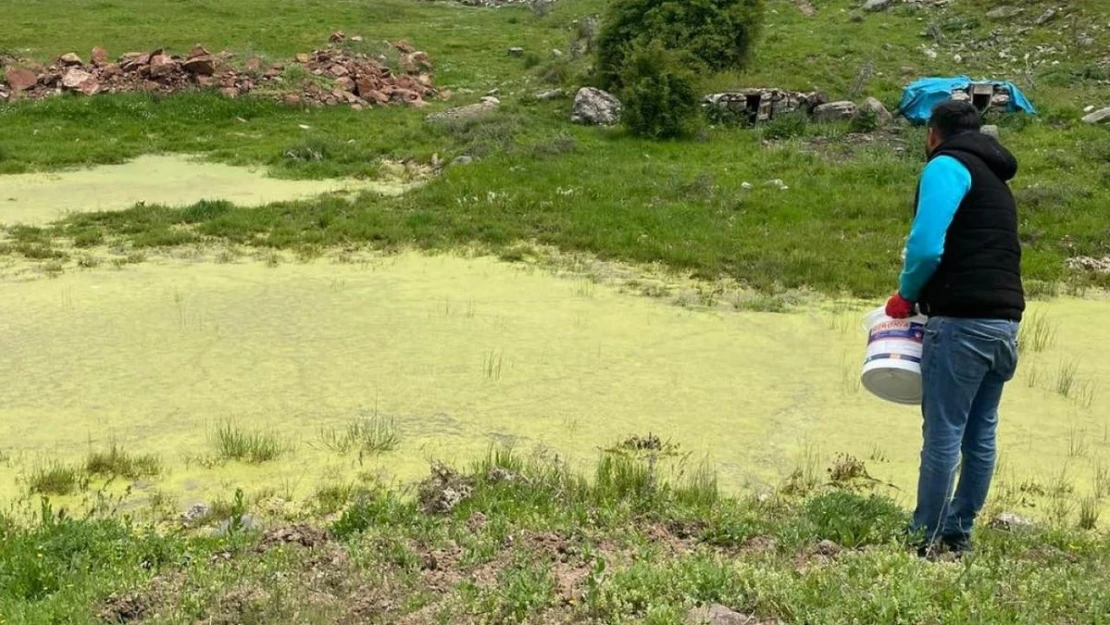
[885,100,1024,556]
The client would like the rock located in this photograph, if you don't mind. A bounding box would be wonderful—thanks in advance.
[452,155,474,166]
[351,35,364,42]
[986,6,1023,20]
[741,182,753,190]
[1068,256,1110,273]
[426,96,500,122]
[329,31,346,44]
[685,604,759,625]
[989,512,1035,531]
[981,124,999,138]
[1084,105,1096,113]
[181,503,210,525]
[119,52,151,72]
[4,68,37,92]
[508,47,525,57]
[923,47,938,60]
[149,54,178,78]
[535,89,564,101]
[214,514,262,536]
[61,67,99,95]
[188,45,210,59]
[335,76,356,92]
[182,55,216,76]
[59,52,84,66]
[91,46,110,67]
[1034,8,1058,25]
[812,100,859,122]
[861,97,892,124]
[765,179,789,191]
[295,53,311,64]
[1081,106,1110,124]
[220,86,241,98]
[393,39,417,54]
[816,539,842,556]
[284,94,302,106]
[245,58,262,72]
[863,0,894,11]
[571,87,622,125]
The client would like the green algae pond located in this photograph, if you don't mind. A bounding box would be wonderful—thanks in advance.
[1,248,1107,517]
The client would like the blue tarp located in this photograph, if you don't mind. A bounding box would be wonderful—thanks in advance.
[897,76,1036,124]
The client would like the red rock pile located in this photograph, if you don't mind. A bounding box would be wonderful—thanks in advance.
[0,34,438,109]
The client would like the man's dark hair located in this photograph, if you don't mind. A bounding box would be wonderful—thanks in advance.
[929,100,983,140]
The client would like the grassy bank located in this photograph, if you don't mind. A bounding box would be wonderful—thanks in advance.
[2,0,1109,296]
[2,448,1108,624]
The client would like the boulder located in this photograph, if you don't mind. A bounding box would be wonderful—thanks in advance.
[91,46,110,67]
[1081,106,1110,124]
[861,97,892,124]
[863,0,894,11]
[149,54,178,78]
[335,76,356,92]
[119,52,151,72]
[61,67,99,95]
[812,100,859,122]
[182,55,216,76]
[188,45,210,59]
[571,87,622,125]
[4,68,38,92]
[685,604,759,625]
[59,52,84,66]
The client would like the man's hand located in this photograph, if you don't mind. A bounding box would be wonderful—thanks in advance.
[885,293,916,319]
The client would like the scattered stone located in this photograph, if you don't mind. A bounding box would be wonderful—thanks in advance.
[571,87,622,125]
[393,39,417,54]
[245,58,262,72]
[452,155,474,166]
[335,76,356,92]
[99,591,149,624]
[255,524,329,550]
[1084,105,1096,113]
[91,46,110,67]
[1067,256,1110,273]
[986,6,1023,20]
[704,88,826,123]
[813,100,859,122]
[182,55,216,76]
[214,514,262,536]
[1081,106,1110,124]
[426,96,500,122]
[188,45,210,59]
[989,512,1036,531]
[741,182,753,190]
[535,88,564,101]
[508,47,525,57]
[418,463,474,514]
[329,31,346,44]
[795,0,816,16]
[149,54,178,78]
[1035,8,1058,25]
[863,0,894,11]
[59,52,83,66]
[685,603,760,625]
[4,68,37,92]
[765,179,790,191]
[181,503,210,526]
[923,47,938,60]
[861,97,892,124]
[981,124,999,138]
[816,539,842,556]
[62,67,99,95]
[295,53,311,64]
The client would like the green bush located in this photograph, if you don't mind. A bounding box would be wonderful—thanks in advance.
[597,0,764,90]
[618,41,703,139]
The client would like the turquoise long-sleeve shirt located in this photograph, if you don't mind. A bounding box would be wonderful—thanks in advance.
[898,156,973,301]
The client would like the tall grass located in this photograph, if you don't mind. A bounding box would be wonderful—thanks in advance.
[27,463,84,496]
[85,443,161,480]
[317,412,400,456]
[1055,359,1080,398]
[211,421,286,463]
[1016,311,1057,354]
[1077,497,1100,530]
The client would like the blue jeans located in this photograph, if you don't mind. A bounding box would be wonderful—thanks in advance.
[912,316,1019,543]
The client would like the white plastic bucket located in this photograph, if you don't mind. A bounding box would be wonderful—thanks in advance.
[861,307,928,405]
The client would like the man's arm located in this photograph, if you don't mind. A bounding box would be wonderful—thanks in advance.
[898,155,972,301]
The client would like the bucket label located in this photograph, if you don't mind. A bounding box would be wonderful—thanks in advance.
[868,323,924,343]
[864,352,922,365]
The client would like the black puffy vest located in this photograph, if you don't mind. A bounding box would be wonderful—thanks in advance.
[917,132,1025,322]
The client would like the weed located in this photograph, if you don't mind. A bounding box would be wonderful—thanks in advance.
[1017,311,1057,354]
[1077,497,1100,530]
[317,413,400,456]
[1055,359,1080,398]
[76,254,100,269]
[85,443,161,480]
[314,482,357,514]
[484,349,504,380]
[211,421,286,463]
[27,463,85,496]
[801,491,908,548]
[762,111,809,139]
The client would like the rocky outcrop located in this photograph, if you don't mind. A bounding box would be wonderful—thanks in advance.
[812,100,860,122]
[571,87,622,125]
[1081,106,1110,124]
[703,88,825,124]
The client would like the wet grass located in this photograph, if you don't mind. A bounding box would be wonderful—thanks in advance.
[211,421,287,464]
[85,443,161,480]
[316,413,400,456]
[1,448,1108,624]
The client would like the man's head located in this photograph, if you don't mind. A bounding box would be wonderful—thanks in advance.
[926,100,983,156]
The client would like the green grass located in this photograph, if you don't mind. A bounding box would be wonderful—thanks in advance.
[25,463,84,496]
[211,421,287,464]
[1,449,1108,624]
[3,0,1108,296]
[84,443,162,480]
[316,412,400,456]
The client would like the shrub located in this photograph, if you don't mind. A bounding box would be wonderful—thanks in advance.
[618,41,702,139]
[597,0,764,90]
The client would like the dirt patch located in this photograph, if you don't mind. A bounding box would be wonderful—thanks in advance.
[0,35,437,109]
[418,463,476,514]
[98,591,149,623]
[255,523,330,551]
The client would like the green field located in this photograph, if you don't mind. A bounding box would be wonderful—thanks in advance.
[2,0,1110,622]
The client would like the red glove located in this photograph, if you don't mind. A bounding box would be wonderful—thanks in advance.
[885,293,915,319]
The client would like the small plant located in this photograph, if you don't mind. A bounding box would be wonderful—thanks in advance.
[27,463,85,496]
[1094,463,1110,499]
[212,421,286,464]
[1055,359,1080,398]
[761,111,809,140]
[1077,496,1100,530]
[801,490,908,548]
[618,40,703,139]
[848,109,879,134]
[317,413,400,456]
[314,482,357,514]
[1017,311,1057,353]
[85,443,161,480]
[1067,427,1088,459]
[484,350,504,380]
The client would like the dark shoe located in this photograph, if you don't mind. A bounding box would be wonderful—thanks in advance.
[941,533,973,555]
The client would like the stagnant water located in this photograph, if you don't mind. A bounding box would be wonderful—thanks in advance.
[1,252,1106,514]
[0,155,412,226]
